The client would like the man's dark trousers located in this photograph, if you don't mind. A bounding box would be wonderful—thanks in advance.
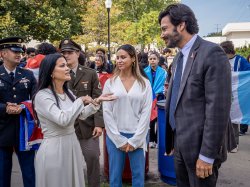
[0,147,35,187]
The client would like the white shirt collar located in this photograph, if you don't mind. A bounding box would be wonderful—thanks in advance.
[72,64,78,74]
[180,34,198,57]
[3,64,16,75]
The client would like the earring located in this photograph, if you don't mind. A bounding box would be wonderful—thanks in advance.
[51,74,54,79]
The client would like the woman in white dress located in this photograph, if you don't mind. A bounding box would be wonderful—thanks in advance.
[103,44,152,187]
[33,53,116,187]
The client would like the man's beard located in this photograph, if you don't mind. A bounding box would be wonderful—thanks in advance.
[165,27,182,48]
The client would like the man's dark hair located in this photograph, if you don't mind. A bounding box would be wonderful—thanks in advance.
[220,41,235,55]
[96,48,106,55]
[36,42,57,55]
[158,56,166,67]
[78,51,86,66]
[163,48,172,54]
[158,3,199,35]
[26,47,36,55]
[247,55,250,63]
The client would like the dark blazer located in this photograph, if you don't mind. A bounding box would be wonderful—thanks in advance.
[0,65,37,147]
[68,64,104,139]
[165,36,232,165]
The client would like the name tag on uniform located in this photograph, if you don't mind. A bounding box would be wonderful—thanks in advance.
[81,81,88,89]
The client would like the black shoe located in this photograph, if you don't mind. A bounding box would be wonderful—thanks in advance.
[239,131,245,136]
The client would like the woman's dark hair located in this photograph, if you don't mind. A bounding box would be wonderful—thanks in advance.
[36,42,57,55]
[158,56,167,67]
[96,48,106,55]
[139,52,148,69]
[158,3,199,35]
[32,53,75,123]
[95,54,107,73]
[220,41,235,55]
[167,63,173,83]
[137,52,142,62]
[26,47,36,55]
[163,48,172,54]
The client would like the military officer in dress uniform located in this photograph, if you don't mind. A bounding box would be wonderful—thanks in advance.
[0,37,37,187]
[59,39,104,187]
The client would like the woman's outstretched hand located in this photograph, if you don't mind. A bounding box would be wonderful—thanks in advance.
[94,93,117,105]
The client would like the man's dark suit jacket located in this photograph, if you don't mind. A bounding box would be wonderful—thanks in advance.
[165,36,232,165]
[68,64,104,139]
[0,65,37,147]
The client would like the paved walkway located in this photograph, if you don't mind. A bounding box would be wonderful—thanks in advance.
[11,131,250,187]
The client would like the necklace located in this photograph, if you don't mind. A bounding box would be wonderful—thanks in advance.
[57,93,67,101]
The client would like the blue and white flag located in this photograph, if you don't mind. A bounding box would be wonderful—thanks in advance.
[230,71,250,125]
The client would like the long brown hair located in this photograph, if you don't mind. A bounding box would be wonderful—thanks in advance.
[112,44,146,89]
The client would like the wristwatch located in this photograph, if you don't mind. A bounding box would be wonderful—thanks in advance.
[20,104,25,109]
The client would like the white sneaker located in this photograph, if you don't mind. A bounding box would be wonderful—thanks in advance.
[149,142,155,148]
[230,145,238,153]
[155,143,158,149]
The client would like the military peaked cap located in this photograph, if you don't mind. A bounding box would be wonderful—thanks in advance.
[0,36,24,52]
[59,39,82,52]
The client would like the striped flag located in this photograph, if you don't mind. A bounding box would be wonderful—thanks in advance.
[230,71,250,125]
[150,90,158,121]
[19,101,43,151]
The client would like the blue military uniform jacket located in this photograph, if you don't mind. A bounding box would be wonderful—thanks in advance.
[0,65,37,147]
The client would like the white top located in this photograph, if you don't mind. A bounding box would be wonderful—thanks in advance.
[103,76,152,151]
[229,57,236,71]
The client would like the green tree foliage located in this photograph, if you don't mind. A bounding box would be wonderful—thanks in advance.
[75,0,176,47]
[115,0,176,22]
[205,31,222,37]
[0,0,88,42]
[75,0,108,45]
[113,0,175,47]
[0,0,177,47]
[236,45,250,58]
[125,11,161,46]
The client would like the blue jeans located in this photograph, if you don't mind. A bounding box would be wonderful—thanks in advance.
[106,133,145,187]
[0,147,35,187]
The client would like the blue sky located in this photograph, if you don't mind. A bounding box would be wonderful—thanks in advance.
[182,0,250,36]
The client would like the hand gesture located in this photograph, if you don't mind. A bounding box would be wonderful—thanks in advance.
[95,93,117,104]
[81,95,94,105]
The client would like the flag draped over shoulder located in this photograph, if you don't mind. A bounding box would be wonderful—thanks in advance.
[144,66,167,94]
[230,71,250,125]
[19,100,43,151]
[144,66,167,121]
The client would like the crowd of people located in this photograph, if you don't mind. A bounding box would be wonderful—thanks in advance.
[0,3,249,187]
